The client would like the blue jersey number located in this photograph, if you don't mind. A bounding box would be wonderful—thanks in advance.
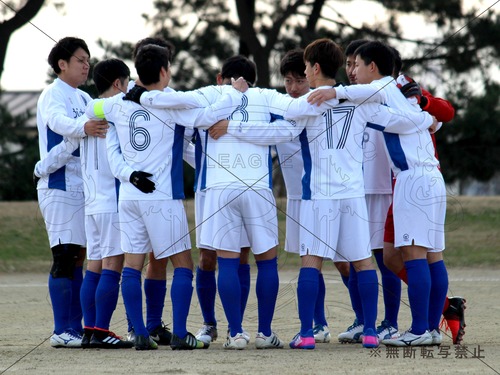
[129,110,151,151]
[322,106,355,149]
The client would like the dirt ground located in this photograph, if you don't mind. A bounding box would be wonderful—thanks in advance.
[1,268,499,375]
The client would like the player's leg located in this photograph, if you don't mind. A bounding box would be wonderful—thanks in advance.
[427,251,448,345]
[195,248,218,344]
[338,262,365,343]
[144,255,172,345]
[80,259,101,348]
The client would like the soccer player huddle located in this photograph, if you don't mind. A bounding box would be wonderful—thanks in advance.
[34,35,465,351]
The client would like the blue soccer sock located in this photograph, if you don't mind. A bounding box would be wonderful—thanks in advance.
[145,278,166,332]
[374,251,401,328]
[428,260,449,331]
[70,266,83,332]
[297,267,319,336]
[196,267,217,325]
[239,263,251,319]
[80,270,100,329]
[348,263,364,324]
[341,273,349,289]
[122,267,147,337]
[170,267,193,339]
[313,272,328,327]
[217,257,242,337]
[405,259,431,334]
[48,274,72,334]
[256,257,279,336]
[94,269,121,331]
[357,269,379,332]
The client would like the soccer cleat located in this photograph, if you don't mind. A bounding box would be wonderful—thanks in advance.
[430,329,442,346]
[50,329,83,348]
[223,333,248,350]
[81,328,93,349]
[126,329,135,343]
[134,335,158,350]
[90,331,134,349]
[313,324,331,343]
[338,319,364,343]
[382,329,433,347]
[376,320,399,341]
[289,331,315,349]
[195,324,218,345]
[441,296,466,345]
[362,328,379,348]
[170,332,209,350]
[149,323,172,345]
[255,332,284,349]
[227,327,251,343]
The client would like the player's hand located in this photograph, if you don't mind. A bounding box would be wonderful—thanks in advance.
[428,116,439,133]
[123,85,148,104]
[84,119,109,138]
[208,120,229,140]
[397,74,422,102]
[129,171,155,193]
[307,88,336,106]
[231,77,248,93]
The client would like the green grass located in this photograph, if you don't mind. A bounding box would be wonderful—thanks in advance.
[0,196,499,272]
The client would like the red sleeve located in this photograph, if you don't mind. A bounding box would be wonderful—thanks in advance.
[421,88,455,123]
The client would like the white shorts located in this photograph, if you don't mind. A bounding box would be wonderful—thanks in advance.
[284,198,301,253]
[85,212,123,260]
[118,200,191,259]
[393,167,446,251]
[299,198,372,262]
[200,188,278,254]
[37,189,86,248]
[365,193,392,250]
[195,191,250,250]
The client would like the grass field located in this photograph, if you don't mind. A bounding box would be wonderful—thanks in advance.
[0,196,499,272]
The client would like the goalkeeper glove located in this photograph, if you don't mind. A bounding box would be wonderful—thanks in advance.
[130,171,155,193]
[123,85,148,104]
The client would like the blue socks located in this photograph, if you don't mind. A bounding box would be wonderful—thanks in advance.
[217,257,242,337]
[145,278,166,332]
[239,263,251,319]
[314,272,328,327]
[348,263,364,324]
[374,251,401,328]
[70,266,83,332]
[196,267,217,325]
[122,267,147,336]
[256,258,279,336]
[170,267,193,339]
[48,274,72,334]
[80,270,100,329]
[94,269,121,331]
[297,267,319,336]
[405,259,431,334]
[357,269,379,332]
[428,260,448,331]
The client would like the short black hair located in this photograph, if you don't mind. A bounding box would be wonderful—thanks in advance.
[220,55,257,85]
[135,45,170,85]
[345,39,370,57]
[48,37,90,74]
[354,41,394,77]
[133,36,175,62]
[303,38,344,79]
[280,49,305,78]
[389,46,402,77]
[93,58,130,95]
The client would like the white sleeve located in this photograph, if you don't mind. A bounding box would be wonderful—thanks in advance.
[106,121,135,182]
[170,91,244,129]
[365,104,433,134]
[335,83,388,104]
[43,89,87,138]
[183,141,196,169]
[265,89,339,119]
[34,137,80,177]
[226,119,304,145]
[140,85,222,109]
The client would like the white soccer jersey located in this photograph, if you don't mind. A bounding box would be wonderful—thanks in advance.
[226,86,433,200]
[86,91,241,200]
[36,78,91,191]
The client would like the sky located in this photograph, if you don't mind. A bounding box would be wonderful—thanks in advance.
[0,0,495,92]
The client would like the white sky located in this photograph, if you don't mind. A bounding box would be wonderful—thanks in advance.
[0,0,496,91]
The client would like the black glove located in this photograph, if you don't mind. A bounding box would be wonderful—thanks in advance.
[130,171,155,193]
[399,81,422,99]
[419,95,429,108]
[123,85,148,104]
